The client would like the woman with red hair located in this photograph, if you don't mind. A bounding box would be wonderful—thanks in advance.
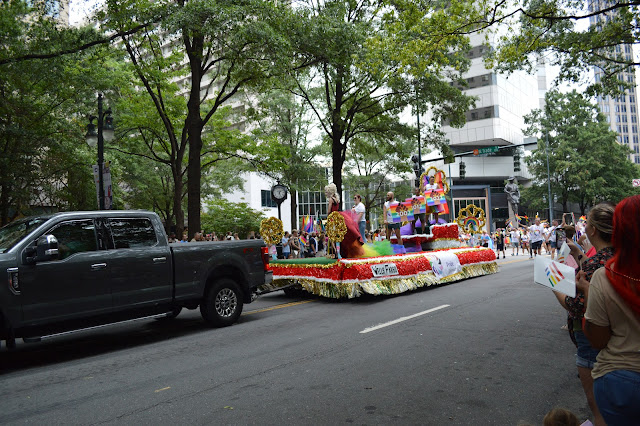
[583,194,640,425]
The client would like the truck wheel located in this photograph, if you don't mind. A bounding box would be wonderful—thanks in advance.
[200,278,244,327]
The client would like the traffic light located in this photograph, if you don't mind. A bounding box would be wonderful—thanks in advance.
[513,150,521,172]
[459,161,466,180]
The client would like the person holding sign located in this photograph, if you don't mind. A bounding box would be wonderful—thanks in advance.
[551,202,615,426]
[383,192,403,245]
[584,195,640,425]
[424,175,440,225]
[410,187,427,235]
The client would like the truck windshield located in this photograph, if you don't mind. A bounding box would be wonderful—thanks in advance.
[0,218,48,253]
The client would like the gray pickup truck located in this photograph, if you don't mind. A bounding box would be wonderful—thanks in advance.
[0,210,272,348]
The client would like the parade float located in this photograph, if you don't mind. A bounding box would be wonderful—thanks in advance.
[259,169,498,299]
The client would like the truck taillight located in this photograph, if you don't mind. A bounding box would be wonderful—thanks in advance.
[261,246,270,271]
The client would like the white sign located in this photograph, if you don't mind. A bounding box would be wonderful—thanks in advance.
[533,256,576,297]
[371,263,399,277]
[633,178,640,188]
[426,251,462,280]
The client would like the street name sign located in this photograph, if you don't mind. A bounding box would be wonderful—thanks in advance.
[473,146,499,155]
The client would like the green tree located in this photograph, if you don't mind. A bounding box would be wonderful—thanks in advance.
[200,199,267,238]
[102,0,290,239]
[485,0,639,95]
[523,90,638,214]
[0,0,118,224]
[287,0,480,205]
[246,88,324,230]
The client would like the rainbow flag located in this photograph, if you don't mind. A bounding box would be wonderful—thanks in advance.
[389,201,414,223]
[578,215,586,222]
[303,215,314,233]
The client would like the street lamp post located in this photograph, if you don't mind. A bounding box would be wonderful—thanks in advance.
[545,132,553,222]
[416,97,422,176]
[85,94,114,210]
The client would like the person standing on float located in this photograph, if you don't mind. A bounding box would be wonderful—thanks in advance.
[383,192,403,245]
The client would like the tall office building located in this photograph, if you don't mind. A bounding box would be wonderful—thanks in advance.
[589,0,640,165]
[436,32,543,230]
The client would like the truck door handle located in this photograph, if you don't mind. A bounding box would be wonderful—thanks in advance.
[153,257,167,264]
[91,263,107,270]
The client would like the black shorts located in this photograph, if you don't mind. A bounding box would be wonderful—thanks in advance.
[531,240,543,250]
[497,244,504,250]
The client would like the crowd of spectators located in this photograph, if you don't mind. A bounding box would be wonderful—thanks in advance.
[167,230,259,243]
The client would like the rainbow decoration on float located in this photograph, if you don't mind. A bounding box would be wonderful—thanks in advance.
[464,217,480,232]
[456,204,487,234]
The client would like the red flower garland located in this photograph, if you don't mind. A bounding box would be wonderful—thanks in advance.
[270,247,495,283]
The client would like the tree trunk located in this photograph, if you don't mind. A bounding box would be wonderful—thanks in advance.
[173,168,184,238]
[330,68,345,210]
[332,139,344,210]
[185,34,204,240]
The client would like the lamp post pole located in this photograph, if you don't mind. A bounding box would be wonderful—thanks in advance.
[96,94,106,210]
[86,93,114,210]
[545,132,553,222]
[416,97,422,173]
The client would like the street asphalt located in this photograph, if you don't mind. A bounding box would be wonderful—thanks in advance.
[0,250,591,425]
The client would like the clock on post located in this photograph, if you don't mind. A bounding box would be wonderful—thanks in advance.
[271,183,288,219]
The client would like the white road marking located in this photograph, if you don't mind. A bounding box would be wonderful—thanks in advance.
[359,304,450,334]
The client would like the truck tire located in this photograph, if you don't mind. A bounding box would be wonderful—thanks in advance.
[200,278,244,327]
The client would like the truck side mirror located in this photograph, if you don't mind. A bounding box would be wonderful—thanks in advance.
[35,235,59,262]
[23,235,59,265]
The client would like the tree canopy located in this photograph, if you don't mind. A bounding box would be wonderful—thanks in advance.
[200,199,267,238]
[0,0,120,224]
[285,0,480,205]
[485,0,640,95]
[522,90,638,214]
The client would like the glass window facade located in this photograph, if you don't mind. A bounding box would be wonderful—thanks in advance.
[261,190,277,208]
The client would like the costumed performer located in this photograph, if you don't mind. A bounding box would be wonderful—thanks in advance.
[324,183,364,258]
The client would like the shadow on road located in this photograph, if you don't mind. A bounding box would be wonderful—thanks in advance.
[0,314,218,374]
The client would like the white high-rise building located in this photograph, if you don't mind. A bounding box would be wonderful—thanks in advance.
[435,32,544,229]
[588,0,640,165]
